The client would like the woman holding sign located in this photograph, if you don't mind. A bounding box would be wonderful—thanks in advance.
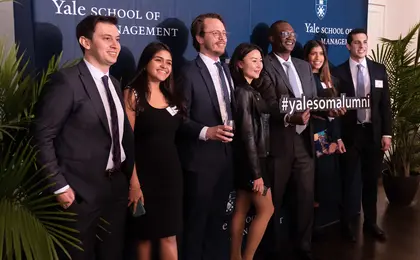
[303,40,346,235]
[228,43,274,260]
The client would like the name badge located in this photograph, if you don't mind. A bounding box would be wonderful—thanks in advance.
[166,106,178,116]
[375,80,383,88]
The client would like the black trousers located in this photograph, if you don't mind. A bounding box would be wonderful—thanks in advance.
[340,123,384,225]
[57,172,129,260]
[268,133,315,253]
[181,159,233,260]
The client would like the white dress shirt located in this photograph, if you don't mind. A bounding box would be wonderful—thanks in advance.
[349,57,371,123]
[54,59,126,194]
[349,57,391,139]
[275,54,304,97]
[198,53,232,140]
[274,54,305,127]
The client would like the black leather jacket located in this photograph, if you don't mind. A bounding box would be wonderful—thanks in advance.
[234,84,270,180]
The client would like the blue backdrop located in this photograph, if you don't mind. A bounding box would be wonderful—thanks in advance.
[13,0,367,258]
[15,0,368,79]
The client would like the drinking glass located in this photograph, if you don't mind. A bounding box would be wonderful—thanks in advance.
[224,119,235,133]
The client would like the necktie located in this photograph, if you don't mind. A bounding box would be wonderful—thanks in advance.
[101,75,121,170]
[356,64,367,123]
[215,62,233,121]
[283,61,306,134]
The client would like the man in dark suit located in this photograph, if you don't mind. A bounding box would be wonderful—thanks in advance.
[331,28,391,242]
[31,15,135,260]
[176,13,235,260]
[252,20,318,260]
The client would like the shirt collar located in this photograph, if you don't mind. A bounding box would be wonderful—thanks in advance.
[83,59,109,81]
[274,53,291,64]
[349,56,367,69]
[199,52,221,67]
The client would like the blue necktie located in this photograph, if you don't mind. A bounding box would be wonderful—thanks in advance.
[215,62,233,120]
[283,61,306,134]
[102,75,121,170]
[356,64,367,122]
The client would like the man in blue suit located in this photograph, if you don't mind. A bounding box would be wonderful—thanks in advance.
[176,12,235,260]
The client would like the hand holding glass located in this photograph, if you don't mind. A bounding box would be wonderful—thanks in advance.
[224,119,235,133]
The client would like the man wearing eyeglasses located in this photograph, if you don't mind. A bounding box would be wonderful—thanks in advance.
[252,20,319,260]
[175,13,235,260]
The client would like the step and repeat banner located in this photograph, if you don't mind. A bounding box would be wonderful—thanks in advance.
[14,0,367,258]
[22,0,368,83]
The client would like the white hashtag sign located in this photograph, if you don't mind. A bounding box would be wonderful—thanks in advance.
[279,93,370,114]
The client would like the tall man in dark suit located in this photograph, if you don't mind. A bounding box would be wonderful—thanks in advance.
[176,13,235,260]
[31,15,135,260]
[331,28,392,242]
[253,20,318,260]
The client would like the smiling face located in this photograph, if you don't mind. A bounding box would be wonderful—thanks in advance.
[79,21,121,73]
[146,50,172,83]
[307,46,325,72]
[238,49,263,83]
[196,18,227,60]
[270,22,296,56]
[347,33,368,61]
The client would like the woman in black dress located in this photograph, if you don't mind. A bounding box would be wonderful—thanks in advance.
[229,43,274,260]
[124,42,185,260]
[303,40,346,213]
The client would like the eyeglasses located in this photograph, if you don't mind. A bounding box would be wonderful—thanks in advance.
[279,31,298,39]
[203,30,229,39]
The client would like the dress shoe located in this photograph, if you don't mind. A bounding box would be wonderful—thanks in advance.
[341,223,356,243]
[363,223,387,241]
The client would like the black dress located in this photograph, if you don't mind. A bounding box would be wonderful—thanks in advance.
[312,73,341,205]
[233,84,271,191]
[127,89,183,240]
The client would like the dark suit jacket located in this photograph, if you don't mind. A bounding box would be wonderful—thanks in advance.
[331,58,392,146]
[31,60,135,205]
[312,74,342,142]
[176,55,234,178]
[252,52,318,157]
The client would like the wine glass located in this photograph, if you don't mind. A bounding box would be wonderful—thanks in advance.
[224,119,235,133]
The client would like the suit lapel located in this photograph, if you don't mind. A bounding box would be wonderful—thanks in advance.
[110,76,132,142]
[343,60,356,96]
[78,61,111,135]
[268,52,295,95]
[366,59,375,99]
[292,58,312,96]
[196,55,222,117]
[110,76,125,109]
[222,62,234,91]
[222,62,236,107]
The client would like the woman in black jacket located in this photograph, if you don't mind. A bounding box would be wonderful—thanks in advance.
[229,43,274,260]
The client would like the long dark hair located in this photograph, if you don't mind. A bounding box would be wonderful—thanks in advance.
[303,40,333,89]
[229,43,264,86]
[126,41,185,115]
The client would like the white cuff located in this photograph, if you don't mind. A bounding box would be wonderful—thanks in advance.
[382,135,392,139]
[199,126,209,141]
[284,114,289,127]
[54,185,70,194]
